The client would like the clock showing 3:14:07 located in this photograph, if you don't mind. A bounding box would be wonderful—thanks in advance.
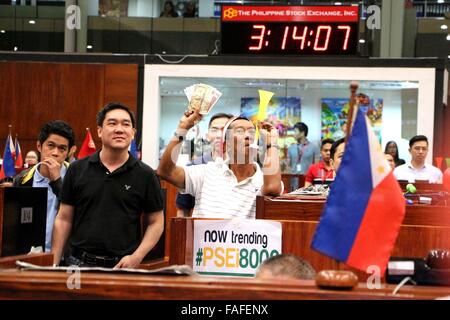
[220,5,360,55]
[221,22,358,55]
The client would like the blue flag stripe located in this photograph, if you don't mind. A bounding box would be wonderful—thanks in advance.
[2,135,16,177]
[130,139,138,158]
[311,110,373,261]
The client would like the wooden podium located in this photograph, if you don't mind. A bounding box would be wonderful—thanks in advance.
[255,196,450,279]
[170,208,450,281]
[0,217,448,299]
[0,186,48,257]
[137,181,450,279]
[169,217,341,272]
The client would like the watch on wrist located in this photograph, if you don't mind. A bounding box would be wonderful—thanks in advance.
[174,131,185,142]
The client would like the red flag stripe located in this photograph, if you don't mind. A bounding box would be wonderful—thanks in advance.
[346,173,406,274]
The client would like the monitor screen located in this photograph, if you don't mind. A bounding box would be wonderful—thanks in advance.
[1,187,47,257]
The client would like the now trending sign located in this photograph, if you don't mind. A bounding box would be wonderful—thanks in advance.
[193,219,282,277]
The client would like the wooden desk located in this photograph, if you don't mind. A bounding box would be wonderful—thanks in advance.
[0,268,449,300]
[256,196,450,227]
[399,181,446,193]
[0,253,53,269]
[0,229,448,300]
[254,196,450,279]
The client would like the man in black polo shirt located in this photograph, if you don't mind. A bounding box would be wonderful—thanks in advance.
[52,103,164,268]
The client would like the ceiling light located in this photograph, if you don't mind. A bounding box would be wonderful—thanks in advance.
[441,24,448,30]
[446,34,450,41]
[0,30,5,33]
[13,46,18,51]
[359,39,366,44]
[28,20,36,24]
[86,45,93,49]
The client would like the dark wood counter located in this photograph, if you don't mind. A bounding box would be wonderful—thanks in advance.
[0,268,449,300]
[256,196,450,227]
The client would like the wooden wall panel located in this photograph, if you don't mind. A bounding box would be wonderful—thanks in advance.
[58,63,105,149]
[0,61,138,161]
[0,62,61,154]
[104,64,138,110]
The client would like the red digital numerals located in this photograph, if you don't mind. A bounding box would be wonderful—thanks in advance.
[248,24,352,52]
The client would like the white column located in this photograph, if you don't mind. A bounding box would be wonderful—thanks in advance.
[380,0,405,57]
[402,6,417,57]
[76,0,98,53]
[199,0,214,18]
[64,0,77,52]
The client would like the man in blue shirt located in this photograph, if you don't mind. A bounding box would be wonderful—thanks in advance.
[14,120,75,252]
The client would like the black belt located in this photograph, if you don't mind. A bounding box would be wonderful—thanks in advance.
[71,247,121,268]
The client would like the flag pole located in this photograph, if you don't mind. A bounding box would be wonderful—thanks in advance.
[345,81,359,143]
[15,132,18,150]
[8,125,14,161]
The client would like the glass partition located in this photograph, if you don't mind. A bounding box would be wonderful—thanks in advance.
[142,64,435,170]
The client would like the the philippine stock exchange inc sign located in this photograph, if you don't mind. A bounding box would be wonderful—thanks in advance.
[193,219,282,276]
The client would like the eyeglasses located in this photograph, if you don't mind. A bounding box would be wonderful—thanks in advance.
[208,128,222,134]
[233,127,256,136]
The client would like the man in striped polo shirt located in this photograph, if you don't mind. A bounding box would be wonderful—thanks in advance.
[157,108,282,219]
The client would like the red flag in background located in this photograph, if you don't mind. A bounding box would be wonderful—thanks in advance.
[78,128,96,159]
[14,136,23,169]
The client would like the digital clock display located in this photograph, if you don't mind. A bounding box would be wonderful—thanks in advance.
[221,5,359,55]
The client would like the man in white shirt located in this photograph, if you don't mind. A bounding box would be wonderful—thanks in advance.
[157,107,282,219]
[393,135,442,183]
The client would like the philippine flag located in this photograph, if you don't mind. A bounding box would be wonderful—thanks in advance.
[15,136,23,169]
[311,109,405,274]
[129,138,138,158]
[0,133,17,179]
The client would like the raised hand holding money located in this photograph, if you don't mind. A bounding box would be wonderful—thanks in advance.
[185,83,222,115]
[178,106,203,132]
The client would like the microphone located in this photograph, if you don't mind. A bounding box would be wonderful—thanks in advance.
[405,183,416,194]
